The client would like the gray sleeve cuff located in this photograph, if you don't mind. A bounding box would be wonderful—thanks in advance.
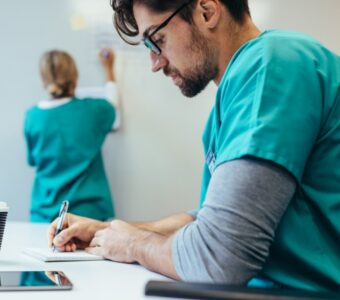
[186,209,199,220]
[172,225,188,280]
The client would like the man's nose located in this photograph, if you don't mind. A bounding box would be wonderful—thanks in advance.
[150,51,167,72]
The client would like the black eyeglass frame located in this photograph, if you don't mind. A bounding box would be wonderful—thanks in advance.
[142,1,194,55]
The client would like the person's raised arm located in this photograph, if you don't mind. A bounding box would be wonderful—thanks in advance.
[99,48,120,130]
[99,48,116,83]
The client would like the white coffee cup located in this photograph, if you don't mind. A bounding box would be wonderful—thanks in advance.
[0,202,9,251]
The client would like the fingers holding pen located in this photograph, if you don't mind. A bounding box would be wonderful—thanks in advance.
[47,213,71,248]
[52,222,80,249]
[47,218,58,248]
[47,213,78,251]
[47,213,108,252]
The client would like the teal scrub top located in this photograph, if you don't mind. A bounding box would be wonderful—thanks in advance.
[200,30,340,291]
[24,97,115,222]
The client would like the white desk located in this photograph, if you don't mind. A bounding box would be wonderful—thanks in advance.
[0,222,179,300]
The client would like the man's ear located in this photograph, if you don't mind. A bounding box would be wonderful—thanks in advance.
[196,0,221,30]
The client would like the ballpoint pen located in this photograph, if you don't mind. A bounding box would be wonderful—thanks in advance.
[52,200,69,252]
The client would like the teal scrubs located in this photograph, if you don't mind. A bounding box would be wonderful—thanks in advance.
[24,97,115,222]
[201,30,340,291]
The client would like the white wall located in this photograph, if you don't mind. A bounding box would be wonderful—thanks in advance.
[249,0,340,52]
[104,53,215,221]
[0,0,339,221]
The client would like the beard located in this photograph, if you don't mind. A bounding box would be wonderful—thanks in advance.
[163,27,218,98]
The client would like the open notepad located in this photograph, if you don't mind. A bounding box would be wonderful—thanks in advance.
[23,248,104,262]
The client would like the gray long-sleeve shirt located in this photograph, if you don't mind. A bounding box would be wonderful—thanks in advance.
[172,158,296,284]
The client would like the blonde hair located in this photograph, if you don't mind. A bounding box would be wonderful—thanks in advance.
[40,50,78,99]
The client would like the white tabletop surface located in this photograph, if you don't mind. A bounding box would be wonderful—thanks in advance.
[0,222,179,300]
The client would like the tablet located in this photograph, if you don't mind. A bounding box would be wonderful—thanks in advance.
[0,271,73,291]
[145,280,339,300]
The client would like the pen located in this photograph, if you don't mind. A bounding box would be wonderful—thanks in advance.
[52,200,69,252]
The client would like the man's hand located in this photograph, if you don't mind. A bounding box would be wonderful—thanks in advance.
[86,219,180,279]
[47,213,109,252]
[86,220,148,263]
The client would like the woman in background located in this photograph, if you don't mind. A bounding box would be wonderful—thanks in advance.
[24,48,119,222]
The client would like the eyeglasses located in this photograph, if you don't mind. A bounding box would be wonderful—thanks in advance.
[142,1,193,55]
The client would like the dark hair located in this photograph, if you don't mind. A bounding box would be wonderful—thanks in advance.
[110,0,250,45]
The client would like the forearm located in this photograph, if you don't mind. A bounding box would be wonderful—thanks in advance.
[104,68,115,82]
[132,230,180,280]
[130,213,194,236]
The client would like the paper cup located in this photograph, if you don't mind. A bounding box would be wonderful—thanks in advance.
[0,202,9,251]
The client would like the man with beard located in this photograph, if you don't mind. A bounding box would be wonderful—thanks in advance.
[48,0,340,291]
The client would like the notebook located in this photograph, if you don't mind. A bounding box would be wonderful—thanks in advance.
[23,248,104,262]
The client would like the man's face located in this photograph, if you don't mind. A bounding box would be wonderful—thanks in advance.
[134,3,218,97]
